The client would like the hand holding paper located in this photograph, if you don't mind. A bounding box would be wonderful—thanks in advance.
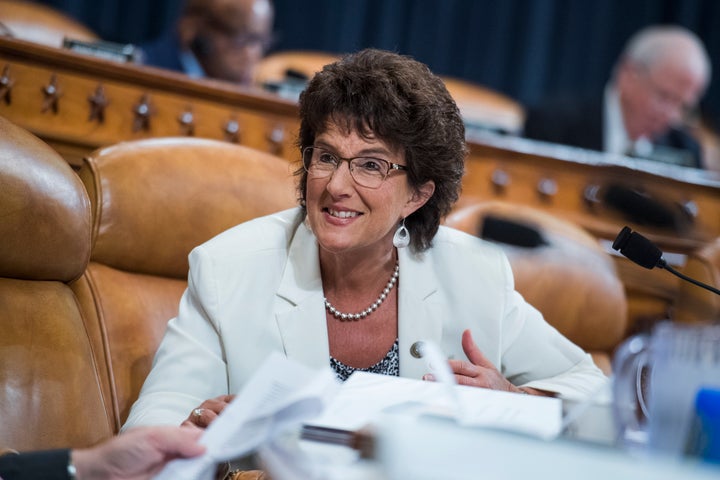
[153,353,339,480]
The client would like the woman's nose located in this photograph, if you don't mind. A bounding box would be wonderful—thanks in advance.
[326,160,355,191]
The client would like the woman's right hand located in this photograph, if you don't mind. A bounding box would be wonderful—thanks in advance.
[181,394,236,428]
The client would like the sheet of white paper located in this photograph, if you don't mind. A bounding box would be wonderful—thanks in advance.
[309,371,561,439]
[154,352,340,480]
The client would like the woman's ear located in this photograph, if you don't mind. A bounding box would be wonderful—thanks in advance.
[404,180,435,216]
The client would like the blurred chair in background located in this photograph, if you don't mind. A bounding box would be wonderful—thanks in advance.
[254,50,340,99]
[0,0,98,47]
[441,76,525,136]
[444,201,628,374]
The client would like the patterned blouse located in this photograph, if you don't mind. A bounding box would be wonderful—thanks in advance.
[330,338,400,382]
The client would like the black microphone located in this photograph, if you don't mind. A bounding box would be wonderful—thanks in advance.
[612,226,720,296]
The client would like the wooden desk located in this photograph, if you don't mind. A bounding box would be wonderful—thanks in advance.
[0,37,300,167]
[463,131,720,250]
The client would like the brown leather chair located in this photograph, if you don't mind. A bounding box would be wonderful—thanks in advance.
[0,115,113,451]
[254,50,341,86]
[444,201,628,374]
[0,0,98,47]
[73,137,298,430]
[672,237,720,324]
[440,76,525,135]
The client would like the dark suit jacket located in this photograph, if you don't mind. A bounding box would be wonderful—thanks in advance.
[0,449,71,480]
[523,95,703,169]
[139,31,186,74]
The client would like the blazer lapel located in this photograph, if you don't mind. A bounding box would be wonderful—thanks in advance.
[273,221,445,378]
[397,248,444,379]
[275,221,330,369]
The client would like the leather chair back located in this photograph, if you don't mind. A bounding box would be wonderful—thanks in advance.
[254,50,340,85]
[73,138,298,429]
[0,115,113,451]
[440,76,525,135]
[444,201,628,373]
[0,0,98,47]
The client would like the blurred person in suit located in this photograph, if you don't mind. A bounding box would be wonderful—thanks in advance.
[524,25,711,169]
[140,0,274,86]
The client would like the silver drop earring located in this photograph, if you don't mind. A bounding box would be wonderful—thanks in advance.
[393,218,410,248]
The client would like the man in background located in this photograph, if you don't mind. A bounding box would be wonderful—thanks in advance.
[524,25,711,169]
[140,0,274,86]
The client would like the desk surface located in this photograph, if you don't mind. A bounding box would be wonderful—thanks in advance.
[258,411,720,480]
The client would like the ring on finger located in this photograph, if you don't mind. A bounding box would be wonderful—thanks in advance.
[192,408,204,419]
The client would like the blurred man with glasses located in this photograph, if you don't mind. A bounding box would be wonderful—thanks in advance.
[140,0,274,86]
[524,25,711,169]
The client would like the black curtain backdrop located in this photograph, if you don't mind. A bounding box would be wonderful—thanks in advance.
[38,0,720,128]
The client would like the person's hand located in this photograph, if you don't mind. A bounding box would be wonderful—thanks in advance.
[71,425,205,480]
[182,394,236,428]
[442,329,525,393]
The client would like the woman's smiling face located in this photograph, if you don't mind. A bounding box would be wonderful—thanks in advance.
[304,122,432,258]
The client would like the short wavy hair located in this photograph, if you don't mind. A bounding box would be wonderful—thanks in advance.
[295,48,467,252]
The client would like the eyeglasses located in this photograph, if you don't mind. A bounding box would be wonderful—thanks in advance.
[206,18,275,51]
[302,146,407,189]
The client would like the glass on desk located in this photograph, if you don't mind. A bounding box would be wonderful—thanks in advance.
[612,321,720,458]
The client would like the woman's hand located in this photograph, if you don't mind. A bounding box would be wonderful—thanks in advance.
[447,329,526,394]
[182,394,236,428]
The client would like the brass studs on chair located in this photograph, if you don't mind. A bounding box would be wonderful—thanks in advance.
[41,74,61,114]
[490,168,510,195]
[0,65,13,105]
[537,178,557,201]
[177,106,195,136]
[267,124,284,155]
[678,199,698,220]
[88,84,109,124]
[132,93,154,132]
[223,116,241,143]
[583,184,602,211]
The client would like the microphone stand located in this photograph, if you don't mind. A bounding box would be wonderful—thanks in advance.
[658,258,720,296]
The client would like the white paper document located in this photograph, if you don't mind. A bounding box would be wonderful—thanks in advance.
[309,371,562,439]
[154,352,340,480]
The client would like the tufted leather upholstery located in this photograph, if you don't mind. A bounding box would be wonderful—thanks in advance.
[0,115,113,451]
[73,138,298,430]
[444,201,628,374]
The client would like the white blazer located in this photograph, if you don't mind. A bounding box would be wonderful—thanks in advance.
[123,208,606,429]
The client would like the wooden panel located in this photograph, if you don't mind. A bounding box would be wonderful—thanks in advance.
[0,37,301,167]
[462,133,720,254]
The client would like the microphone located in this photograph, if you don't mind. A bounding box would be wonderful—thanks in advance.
[612,226,720,296]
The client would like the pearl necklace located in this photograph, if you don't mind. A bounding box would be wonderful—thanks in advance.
[324,262,399,321]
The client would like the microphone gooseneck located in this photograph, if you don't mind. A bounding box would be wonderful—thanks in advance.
[612,226,720,296]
